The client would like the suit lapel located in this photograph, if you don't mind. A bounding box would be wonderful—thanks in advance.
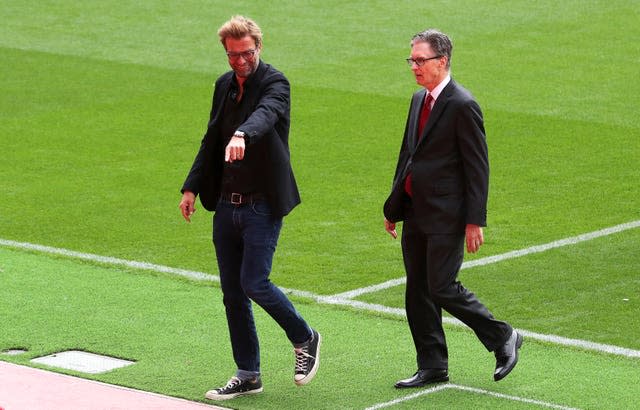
[406,89,426,152]
[413,81,456,153]
[209,73,233,129]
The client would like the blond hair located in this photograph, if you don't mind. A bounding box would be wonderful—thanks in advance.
[218,15,263,49]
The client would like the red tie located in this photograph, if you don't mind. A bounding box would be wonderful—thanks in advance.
[404,94,433,196]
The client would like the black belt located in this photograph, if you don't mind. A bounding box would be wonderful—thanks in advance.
[220,192,265,205]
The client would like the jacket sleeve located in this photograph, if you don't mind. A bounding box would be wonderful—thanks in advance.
[181,136,208,195]
[456,98,489,226]
[237,70,290,145]
[383,95,416,222]
[180,76,226,197]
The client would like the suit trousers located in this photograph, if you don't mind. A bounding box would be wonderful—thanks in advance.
[213,200,311,372]
[401,207,511,370]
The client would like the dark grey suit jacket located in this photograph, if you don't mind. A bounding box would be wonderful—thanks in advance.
[383,79,489,233]
[181,61,300,218]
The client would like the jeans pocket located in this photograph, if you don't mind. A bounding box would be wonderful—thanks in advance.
[251,201,273,216]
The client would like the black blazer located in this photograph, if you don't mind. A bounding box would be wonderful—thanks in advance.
[383,80,489,233]
[182,61,301,218]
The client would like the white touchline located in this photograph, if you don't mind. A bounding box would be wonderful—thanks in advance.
[363,383,581,410]
[0,239,220,283]
[1,219,639,359]
[331,220,640,300]
[281,290,640,358]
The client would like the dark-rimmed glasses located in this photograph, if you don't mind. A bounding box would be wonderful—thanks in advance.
[226,49,257,61]
[406,55,442,67]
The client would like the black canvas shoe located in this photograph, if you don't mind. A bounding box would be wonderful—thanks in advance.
[205,376,263,400]
[294,328,321,385]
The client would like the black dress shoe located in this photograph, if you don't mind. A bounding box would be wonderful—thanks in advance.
[494,330,523,381]
[394,369,449,388]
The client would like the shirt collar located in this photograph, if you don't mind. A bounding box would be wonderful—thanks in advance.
[427,74,451,103]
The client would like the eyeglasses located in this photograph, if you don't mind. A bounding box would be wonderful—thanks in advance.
[406,55,442,67]
[226,49,257,61]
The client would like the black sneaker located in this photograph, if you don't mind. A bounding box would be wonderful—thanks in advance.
[294,328,321,385]
[205,376,263,400]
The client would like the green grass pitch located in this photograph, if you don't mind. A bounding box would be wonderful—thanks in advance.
[1,1,639,409]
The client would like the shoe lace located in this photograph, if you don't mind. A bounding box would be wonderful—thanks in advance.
[294,345,313,372]
[219,377,242,393]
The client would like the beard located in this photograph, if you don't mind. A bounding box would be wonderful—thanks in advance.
[232,60,258,79]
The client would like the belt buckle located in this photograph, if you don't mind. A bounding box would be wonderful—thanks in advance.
[230,193,242,205]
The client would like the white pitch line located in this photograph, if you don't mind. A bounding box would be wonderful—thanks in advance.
[516,328,640,358]
[285,293,640,359]
[363,384,449,410]
[0,239,219,283]
[2,225,640,359]
[333,220,640,300]
[364,383,581,410]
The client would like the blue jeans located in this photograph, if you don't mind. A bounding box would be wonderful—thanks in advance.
[213,199,311,373]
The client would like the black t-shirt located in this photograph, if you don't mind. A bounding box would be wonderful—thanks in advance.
[220,83,258,194]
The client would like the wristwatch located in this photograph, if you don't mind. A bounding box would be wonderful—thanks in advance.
[233,131,246,142]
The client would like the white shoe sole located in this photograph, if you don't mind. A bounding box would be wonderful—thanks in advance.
[205,386,263,400]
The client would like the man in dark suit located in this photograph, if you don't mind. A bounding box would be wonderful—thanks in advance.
[179,16,320,401]
[384,29,522,388]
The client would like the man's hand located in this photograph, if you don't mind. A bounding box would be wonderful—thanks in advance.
[465,224,484,253]
[385,219,398,239]
[225,135,246,162]
[179,191,196,222]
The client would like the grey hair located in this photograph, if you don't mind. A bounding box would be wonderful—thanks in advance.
[411,29,452,69]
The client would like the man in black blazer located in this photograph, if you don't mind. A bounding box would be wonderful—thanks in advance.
[179,16,320,401]
[384,29,522,387]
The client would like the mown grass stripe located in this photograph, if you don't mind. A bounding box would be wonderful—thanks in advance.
[331,220,640,300]
[303,295,640,359]
[2,233,640,359]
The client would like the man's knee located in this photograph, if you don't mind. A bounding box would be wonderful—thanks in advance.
[241,277,271,301]
[428,283,459,307]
